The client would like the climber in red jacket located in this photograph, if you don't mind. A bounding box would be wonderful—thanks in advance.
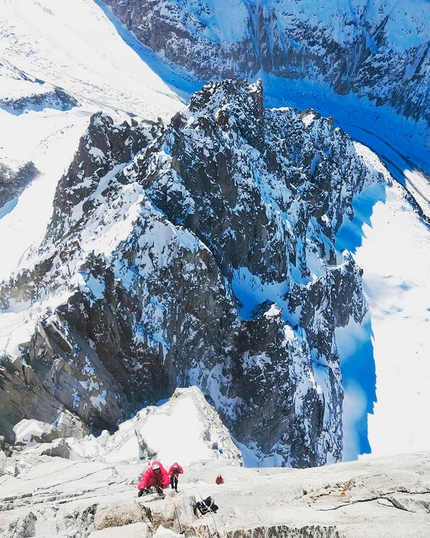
[137,460,170,496]
[215,473,224,485]
[168,462,184,492]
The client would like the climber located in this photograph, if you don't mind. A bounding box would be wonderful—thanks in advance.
[168,462,184,492]
[194,496,219,516]
[215,474,224,485]
[137,460,170,497]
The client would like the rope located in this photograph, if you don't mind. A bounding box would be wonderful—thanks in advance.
[165,494,206,538]
[173,502,182,534]
[193,487,223,538]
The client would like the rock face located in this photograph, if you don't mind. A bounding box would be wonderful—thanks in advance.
[0,438,429,538]
[0,86,78,113]
[102,0,430,126]
[0,80,384,466]
[0,162,39,209]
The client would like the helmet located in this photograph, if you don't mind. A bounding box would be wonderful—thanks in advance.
[152,463,160,470]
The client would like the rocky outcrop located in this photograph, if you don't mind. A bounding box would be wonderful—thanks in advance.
[0,161,39,209]
[0,86,79,113]
[103,0,430,126]
[225,527,344,538]
[0,80,384,466]
[0,57,79,114]
[0,440,428,538]
[9,386,243,465]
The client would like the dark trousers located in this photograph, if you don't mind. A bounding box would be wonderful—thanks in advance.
[170,474,178,490]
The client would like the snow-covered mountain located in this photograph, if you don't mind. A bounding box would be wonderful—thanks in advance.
[102,0,430,168]
[0,77,385,468]
[11,386,243,466]
[0,0,429,469]
[103,0,430,115]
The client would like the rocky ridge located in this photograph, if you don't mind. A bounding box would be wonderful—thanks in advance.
[3,454,430,538]
[0,79,386,467]
[0,58,79,115]
[0,387,428,538]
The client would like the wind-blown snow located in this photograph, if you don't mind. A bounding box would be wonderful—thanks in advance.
[135,397,217,465]
[1,0,429,464]
[1,0,182,121]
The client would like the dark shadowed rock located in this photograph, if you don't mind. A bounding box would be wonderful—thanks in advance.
[0,86,79,113]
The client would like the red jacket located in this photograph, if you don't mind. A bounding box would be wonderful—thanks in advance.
[215,474,224,484]
[138,460,170,490]
[168,462,184,476]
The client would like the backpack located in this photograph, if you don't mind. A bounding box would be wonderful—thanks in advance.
[195,501,210,515]
[195,497,219,516]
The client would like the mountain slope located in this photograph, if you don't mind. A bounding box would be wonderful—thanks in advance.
[100,0,430,226]
[0,79,385,467]
[102,0,430,138]
[0,0,186,280]
[81,0,430,462]
[0,0,429,465]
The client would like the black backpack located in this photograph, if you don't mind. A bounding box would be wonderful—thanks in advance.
[195,497,219,516]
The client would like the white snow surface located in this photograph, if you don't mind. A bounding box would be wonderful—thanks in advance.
[351,182,430,458]
[0,0,429,464]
